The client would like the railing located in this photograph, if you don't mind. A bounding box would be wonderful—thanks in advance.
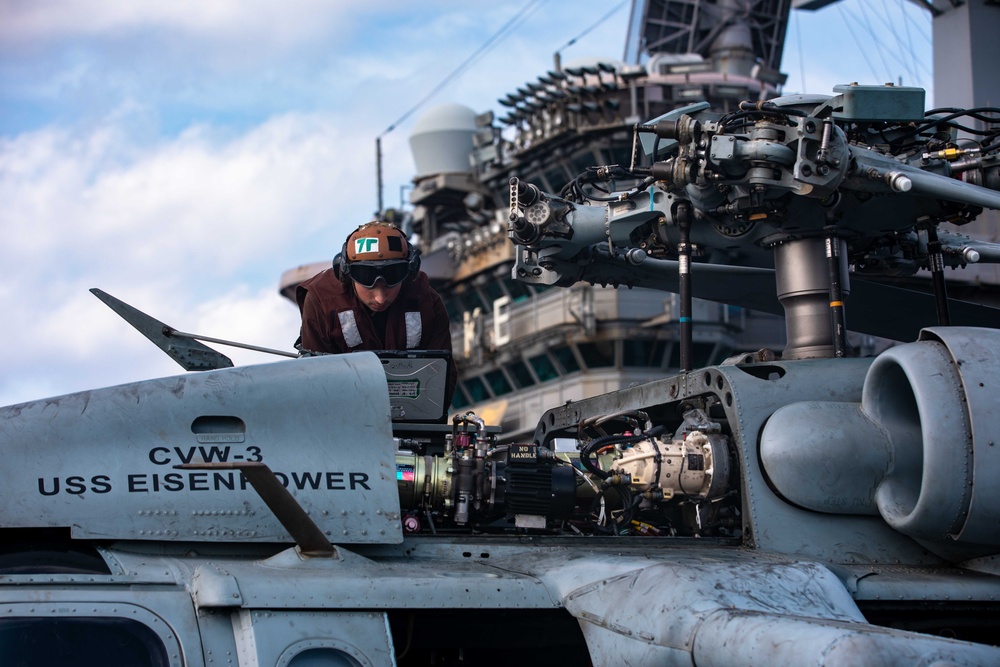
[455,284,749,361]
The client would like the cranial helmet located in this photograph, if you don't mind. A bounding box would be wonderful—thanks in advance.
[336,221,420,287]
[346,222,409,261]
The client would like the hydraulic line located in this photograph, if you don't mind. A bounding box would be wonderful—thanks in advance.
[579,425,667,479]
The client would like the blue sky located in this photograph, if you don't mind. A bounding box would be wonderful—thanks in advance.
[0,0,933,406]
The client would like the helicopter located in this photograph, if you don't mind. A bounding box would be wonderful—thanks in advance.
[2,79,1000,665]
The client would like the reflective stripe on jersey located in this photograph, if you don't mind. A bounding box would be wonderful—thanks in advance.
[405,311,421,349]
[338,310,362,348]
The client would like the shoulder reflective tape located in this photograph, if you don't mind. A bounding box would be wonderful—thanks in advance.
[338,310,362,348]
[405,312,421,349]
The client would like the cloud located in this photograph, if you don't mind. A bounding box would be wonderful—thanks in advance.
[2,111,371,273]
[0,281,302,408]
[0,0,352,51]
[0,108,387,406]
[191,284,303,363]
[1,1,633,140]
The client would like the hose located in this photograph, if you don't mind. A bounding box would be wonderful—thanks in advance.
[579,424,667,479]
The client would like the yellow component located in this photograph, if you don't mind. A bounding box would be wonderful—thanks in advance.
[749,213,768,221]
[829,301,844,308]
[630,520,661,536]
[926,148,963,160]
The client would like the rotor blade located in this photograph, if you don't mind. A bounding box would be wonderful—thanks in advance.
[847,278,1000,341]
[90,288,234,371]
[570,251,1000,342]
[569,249,783,312]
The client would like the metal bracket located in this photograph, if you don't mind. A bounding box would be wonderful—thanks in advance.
[90,288,234,371]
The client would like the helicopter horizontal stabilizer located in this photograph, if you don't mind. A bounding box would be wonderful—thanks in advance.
[90,288,234,371]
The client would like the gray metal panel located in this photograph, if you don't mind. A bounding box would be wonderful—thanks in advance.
[231,609,395,667]
[182,545,560,611]
[0,353,403,544]
[842,562,1000,603]
[918,327,1000,545]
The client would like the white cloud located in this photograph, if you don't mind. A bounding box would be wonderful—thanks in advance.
[1,111,371,277]
[0,281,302,408]
[0,108,386,406]
[191,285,303,364]
[0,0,351,50]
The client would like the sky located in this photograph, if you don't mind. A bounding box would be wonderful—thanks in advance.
[0,0,934,407]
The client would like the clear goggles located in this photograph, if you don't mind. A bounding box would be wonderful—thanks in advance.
[350,260,409,288]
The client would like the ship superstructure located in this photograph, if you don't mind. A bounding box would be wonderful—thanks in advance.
[281,0,998,440]
[283,1,804,438]
[394,1,803,437]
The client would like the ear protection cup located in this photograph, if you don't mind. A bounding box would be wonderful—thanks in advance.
[336,234,353,283]
[333,249,349,283]
[406,246,421,280]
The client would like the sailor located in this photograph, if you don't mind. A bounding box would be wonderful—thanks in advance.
[295,221,456,404]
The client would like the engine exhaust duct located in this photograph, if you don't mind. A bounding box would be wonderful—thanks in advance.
[760,327,1000,560]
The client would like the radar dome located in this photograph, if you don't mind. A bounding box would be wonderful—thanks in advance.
[409,104,478,178]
